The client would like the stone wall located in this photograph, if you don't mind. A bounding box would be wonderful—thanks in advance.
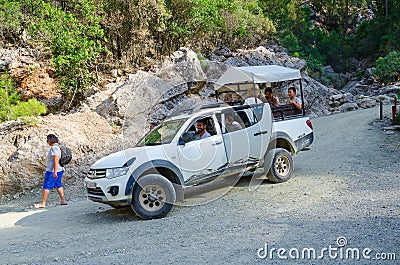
[328,93,397,113]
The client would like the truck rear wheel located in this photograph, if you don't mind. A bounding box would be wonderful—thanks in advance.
[266,148,293,183]
[131,174,176,219]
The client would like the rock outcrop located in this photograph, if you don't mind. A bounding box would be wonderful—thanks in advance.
[0,112,119,196]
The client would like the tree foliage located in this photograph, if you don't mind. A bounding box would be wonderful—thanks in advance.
[26,0,106,106]
[0,0,399,105]
[99,0,275,66]
[0,0,23,43]
[373,51,400,84]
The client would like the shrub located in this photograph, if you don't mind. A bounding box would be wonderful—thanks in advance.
[8,98,47,124]
[0,73,47,124]
[373,51,400,84]
[0,0,23,43]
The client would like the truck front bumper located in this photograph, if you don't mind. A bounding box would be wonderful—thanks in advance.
[84,176,131,205]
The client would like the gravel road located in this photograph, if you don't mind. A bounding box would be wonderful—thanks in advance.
[0,106,399,265]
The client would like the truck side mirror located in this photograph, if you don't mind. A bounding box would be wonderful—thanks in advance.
[179,131,196,145]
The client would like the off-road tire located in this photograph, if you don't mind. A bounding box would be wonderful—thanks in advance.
[266,148,293,183]
[131,174,176,219]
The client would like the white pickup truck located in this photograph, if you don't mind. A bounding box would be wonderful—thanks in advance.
[85,65,314,219]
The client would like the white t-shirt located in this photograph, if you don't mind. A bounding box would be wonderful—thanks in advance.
[46,144,64,172]
[289,96,302,105]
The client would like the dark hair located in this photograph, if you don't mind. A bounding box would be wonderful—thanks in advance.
[265,87,273,94]
[197,118,208,126]
[225,113,234,121]
[47,134,59,143]
[288,87,296,93]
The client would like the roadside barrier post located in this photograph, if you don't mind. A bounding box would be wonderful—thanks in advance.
[393,97,397,125]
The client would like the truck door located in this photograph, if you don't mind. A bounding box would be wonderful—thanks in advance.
[177,115,228,185]
[220,104,272,168]
[252,104,273,159]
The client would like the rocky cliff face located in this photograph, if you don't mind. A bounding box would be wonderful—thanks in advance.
[1,45,398,197]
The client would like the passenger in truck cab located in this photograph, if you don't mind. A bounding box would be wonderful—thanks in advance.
[287,87,302,110]
[225,113,242,132]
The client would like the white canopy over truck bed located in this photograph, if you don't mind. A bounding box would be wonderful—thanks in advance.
[214,65,305,115]
[214,65,302,90]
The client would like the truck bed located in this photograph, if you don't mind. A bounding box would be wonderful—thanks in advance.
[272,105,314,153]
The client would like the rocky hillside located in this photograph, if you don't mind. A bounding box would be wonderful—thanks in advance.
[1,45,399,197]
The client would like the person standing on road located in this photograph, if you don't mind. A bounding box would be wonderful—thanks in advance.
[34,134,67,208]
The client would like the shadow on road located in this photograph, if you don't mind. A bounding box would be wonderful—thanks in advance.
[6,170,274,227]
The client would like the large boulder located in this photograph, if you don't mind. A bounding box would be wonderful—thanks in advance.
[339,102,359,112]
[95,48,211,145]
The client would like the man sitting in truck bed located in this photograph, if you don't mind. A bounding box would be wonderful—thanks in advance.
[287,87,302,110]
[264,87,279,107]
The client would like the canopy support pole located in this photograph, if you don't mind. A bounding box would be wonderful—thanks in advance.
[299,79,305,116]
[253,82,257,103]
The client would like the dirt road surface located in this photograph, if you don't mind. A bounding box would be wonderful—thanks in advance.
[0,106,399,264]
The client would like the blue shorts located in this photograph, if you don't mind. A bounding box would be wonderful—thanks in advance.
[43,171,64,190]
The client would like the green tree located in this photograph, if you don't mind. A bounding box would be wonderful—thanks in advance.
[373,51,400,84]
[27,0,106,107]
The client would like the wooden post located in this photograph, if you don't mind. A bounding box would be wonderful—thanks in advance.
[380,101,383,120]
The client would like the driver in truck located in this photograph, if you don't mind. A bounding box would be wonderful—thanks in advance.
[195,119,211,139]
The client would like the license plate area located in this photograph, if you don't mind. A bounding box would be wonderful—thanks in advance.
[85,180,97,189]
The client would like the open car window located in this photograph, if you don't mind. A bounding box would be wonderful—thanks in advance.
[217,107,262,134]
[181,115,217,143]
[137,118,186,146]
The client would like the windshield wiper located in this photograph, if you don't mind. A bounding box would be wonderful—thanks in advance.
[145,142,162,146]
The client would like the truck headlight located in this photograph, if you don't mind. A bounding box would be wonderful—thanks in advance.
[106,167,129,179]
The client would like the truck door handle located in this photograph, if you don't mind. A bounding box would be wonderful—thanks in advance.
[212,140,223,146]
[254,131,268,136]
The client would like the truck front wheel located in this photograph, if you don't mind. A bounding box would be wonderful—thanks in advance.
[131,174,176,219]
[266,148,293,183]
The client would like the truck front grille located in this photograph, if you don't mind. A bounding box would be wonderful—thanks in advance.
[87,187,105,197]
[88,169,106,179]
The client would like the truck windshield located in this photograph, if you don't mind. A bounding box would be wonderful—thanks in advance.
[137,119,187,146]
